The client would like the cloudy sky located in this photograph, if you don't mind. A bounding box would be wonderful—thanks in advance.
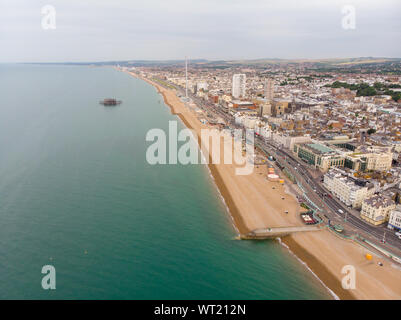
[0,0,400,62]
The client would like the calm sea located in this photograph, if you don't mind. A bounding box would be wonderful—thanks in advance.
[0,64,331,299]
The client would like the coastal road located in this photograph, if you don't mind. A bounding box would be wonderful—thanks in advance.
[262,140,401,251]
[270,144,401,249]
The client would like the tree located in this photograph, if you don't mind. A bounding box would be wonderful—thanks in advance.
[392,92,401,102]
[367,128,376,135]
[374,82,384,90]
[395,192,400,204]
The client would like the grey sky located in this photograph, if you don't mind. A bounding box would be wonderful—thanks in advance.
[1,0,400,62]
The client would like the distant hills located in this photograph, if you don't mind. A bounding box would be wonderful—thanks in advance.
[29,57,401,69]
[213,57,401,67]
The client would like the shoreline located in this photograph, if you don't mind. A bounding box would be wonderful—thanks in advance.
[277,237,340,300]
[125,70,401,300]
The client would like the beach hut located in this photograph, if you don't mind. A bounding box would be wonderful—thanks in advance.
[267,174,279,182]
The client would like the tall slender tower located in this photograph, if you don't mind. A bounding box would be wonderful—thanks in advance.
[185,57,188,99]
[291,95,296,113]
[264,78,274,102]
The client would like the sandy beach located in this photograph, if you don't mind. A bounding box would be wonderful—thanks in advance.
[127,70,401,300]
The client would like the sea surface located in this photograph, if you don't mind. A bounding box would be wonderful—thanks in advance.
[0,64,331,299]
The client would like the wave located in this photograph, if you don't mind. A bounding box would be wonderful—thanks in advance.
[276,237,340,300]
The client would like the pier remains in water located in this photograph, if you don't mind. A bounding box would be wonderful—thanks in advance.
[100,98,122,106]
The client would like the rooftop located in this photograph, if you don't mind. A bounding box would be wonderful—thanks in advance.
[363,195,395,209]
[306,143,335,154]
[325,168,373,190]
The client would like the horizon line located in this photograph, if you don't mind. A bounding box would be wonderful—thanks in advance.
[3,56,401,65]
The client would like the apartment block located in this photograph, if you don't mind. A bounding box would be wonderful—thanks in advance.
[232,74,246,99]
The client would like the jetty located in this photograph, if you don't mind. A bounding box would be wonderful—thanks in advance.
[240,225,323,240]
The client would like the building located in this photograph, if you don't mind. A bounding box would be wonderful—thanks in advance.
[388,205,401,231]
[327,120,343,130]
[231,100,257,110]
[264,78,274,101]
[234,114,260,129]
[259,102,272,116]
[284,136,312,150]
[344,147,393,172]
[361,195,396,226]
[232,74,246,98]
[197,81,208,92]
[323,168,375,209]
[293,142,344,172]
[253,98,272,116]
[272,100,290,116]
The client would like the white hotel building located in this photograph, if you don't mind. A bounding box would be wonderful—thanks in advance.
[323,168,375,209]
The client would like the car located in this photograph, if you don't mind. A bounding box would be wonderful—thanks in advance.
[396,232,401,237]
[338,209,344,214]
